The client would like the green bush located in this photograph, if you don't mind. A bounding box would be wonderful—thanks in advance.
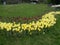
[38,0,51,4]
[0,0,1,3]
[44,0,51,4]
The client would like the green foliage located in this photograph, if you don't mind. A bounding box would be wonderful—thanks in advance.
[0,0,1,3]
[46,0,51,4]
[0,4,60,45]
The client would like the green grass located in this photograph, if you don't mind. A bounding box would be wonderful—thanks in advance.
[0,4,60,45]
[0,4,54,17]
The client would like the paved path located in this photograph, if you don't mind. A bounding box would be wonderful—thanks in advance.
[51,4,60,7]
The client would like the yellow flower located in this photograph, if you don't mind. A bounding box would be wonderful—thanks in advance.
[38,28,41,31]
[0,11,58,34]
[55,11,60,14]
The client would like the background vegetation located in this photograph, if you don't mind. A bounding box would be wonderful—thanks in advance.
[0,3,60,45]
[0,0,60,4]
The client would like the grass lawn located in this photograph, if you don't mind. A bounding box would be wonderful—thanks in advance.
[0,4,60,45]
[0,4,54,17]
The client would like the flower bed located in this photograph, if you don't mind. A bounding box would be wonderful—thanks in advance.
[0,11,60,35]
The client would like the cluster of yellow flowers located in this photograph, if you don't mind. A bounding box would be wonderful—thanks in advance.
[55,11,60,14]
[0,11,58,33]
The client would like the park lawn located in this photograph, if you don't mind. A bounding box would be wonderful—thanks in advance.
[0,4,54,17]
[0,4,60,45]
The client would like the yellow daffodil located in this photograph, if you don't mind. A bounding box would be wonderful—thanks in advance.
[0,11,58,34]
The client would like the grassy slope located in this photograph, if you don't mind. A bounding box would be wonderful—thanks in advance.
[0,4,53,17]
[0,4,60,45]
